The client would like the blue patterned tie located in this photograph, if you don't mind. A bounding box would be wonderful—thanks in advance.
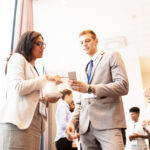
[86,60,93,83]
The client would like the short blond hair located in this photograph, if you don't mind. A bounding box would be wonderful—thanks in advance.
[79,29,97,40]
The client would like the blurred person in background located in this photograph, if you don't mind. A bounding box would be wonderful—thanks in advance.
[143,87,150,149]
[129,107,148,150]
[55,89,74,150]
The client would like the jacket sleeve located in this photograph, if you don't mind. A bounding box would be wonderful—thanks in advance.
[94,51,129,98]
[7,53,47,96]
[69,101,81,129]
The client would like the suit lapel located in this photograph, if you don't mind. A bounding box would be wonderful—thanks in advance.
[84,70,88,83]
[29,63,39,77]
[89,51,104,83]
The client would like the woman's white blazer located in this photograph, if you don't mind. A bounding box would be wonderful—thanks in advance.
[0,53,48,130]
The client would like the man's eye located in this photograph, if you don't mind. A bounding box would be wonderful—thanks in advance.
[85,39,90,42]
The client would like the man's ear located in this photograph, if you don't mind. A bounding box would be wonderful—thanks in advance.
[95,38,98,45]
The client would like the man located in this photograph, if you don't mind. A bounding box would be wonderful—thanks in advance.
[129,107,148,150]
[66,29,129,150]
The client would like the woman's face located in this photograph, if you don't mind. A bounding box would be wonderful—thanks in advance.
[31,36,45,60]
[70,100,75,112]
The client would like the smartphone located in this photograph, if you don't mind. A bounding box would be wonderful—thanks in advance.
[68,72,77,80]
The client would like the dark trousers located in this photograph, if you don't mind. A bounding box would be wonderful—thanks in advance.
[55,137,72,150]
[121,128,126,147]
[148,133,150,149]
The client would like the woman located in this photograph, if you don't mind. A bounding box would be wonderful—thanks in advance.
[0,31,62,150]
[55,89,74,150]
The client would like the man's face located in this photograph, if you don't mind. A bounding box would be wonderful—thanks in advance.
[79,33,98,57]
[130,112,139,121]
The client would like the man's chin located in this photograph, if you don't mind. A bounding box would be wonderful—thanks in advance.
[85,51,89,55]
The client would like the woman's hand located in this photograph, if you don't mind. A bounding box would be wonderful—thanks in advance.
[129,134,138,141]
[44,95,59,103]
[46,74,63,85]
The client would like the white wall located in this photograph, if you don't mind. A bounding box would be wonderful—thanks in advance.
[0,0,15,97]
[33,0,150,149]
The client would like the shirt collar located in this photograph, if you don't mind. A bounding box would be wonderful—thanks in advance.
[60,99,70,108]
[90,51,101,62]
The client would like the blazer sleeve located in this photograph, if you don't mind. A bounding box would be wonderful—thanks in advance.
[69,101,80,129]
[94,51,129,98]
[69,81,81,128]
[7,53,47,96]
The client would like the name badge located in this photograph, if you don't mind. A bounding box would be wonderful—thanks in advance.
[131,140,138,146]
[39,102,47,117]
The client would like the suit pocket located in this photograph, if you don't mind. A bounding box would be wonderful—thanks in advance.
[101,97,120,104]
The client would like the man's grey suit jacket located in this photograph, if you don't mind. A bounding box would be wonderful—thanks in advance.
[70,51,129,134]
